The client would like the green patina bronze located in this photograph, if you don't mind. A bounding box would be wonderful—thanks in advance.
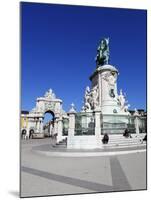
[95,38,110,67]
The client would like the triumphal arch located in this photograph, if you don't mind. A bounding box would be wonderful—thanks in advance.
[21,89,67,142]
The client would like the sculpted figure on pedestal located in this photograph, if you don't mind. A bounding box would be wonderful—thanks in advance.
[118,89,126,109]
[90,85,99,109]
[83,86,91,111]
[95,38,110,66]
[83,85,99,111]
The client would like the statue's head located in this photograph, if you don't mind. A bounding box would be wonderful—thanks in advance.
[100,38,109,49]
[101,39,106,49]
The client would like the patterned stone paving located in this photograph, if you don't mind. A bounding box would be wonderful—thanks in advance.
[20,138,146,197]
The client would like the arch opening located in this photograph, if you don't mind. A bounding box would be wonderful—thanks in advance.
[43,110,55,137]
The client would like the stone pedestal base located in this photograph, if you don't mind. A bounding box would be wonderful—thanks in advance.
[67,135,102,149]
[102,114,128,134]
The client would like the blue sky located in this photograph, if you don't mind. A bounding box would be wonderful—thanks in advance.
[21,2,147,114]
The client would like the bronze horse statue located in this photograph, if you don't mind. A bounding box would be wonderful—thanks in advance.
[95,38,110,67]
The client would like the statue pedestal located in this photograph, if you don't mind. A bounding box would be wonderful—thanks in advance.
[90,64,129,134]
[67,135,102,149]
[90,64,119,114]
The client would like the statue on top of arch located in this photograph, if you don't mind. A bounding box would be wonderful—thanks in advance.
[95,38,110,67]
[44,88,56,99]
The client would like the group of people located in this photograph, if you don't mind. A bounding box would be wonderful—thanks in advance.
[102,131,147,145]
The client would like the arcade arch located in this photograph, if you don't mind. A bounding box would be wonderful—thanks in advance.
[43,110,55,137]
[22,89,65,142]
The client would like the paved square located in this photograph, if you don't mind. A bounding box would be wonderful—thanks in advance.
[21,139,146,197]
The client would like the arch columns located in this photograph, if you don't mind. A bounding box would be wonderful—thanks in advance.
[67,107,76,148]
[134,116,140,135]
[134,110,140,135]
[94,108,102,147]
[39,118,43,133]
[56,117,63,143]
[27,89,64,138]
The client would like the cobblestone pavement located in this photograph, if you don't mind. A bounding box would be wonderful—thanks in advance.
[20,138,147,197]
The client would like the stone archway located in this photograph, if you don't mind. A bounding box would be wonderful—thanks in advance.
[21,129,27,139]
[35,89,62,117]
[29,129,34,139]
[43,110,55,137]
[29,89,64,142]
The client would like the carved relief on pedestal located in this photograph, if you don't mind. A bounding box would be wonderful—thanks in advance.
[102,71,117,99]
[102,71,117,86]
